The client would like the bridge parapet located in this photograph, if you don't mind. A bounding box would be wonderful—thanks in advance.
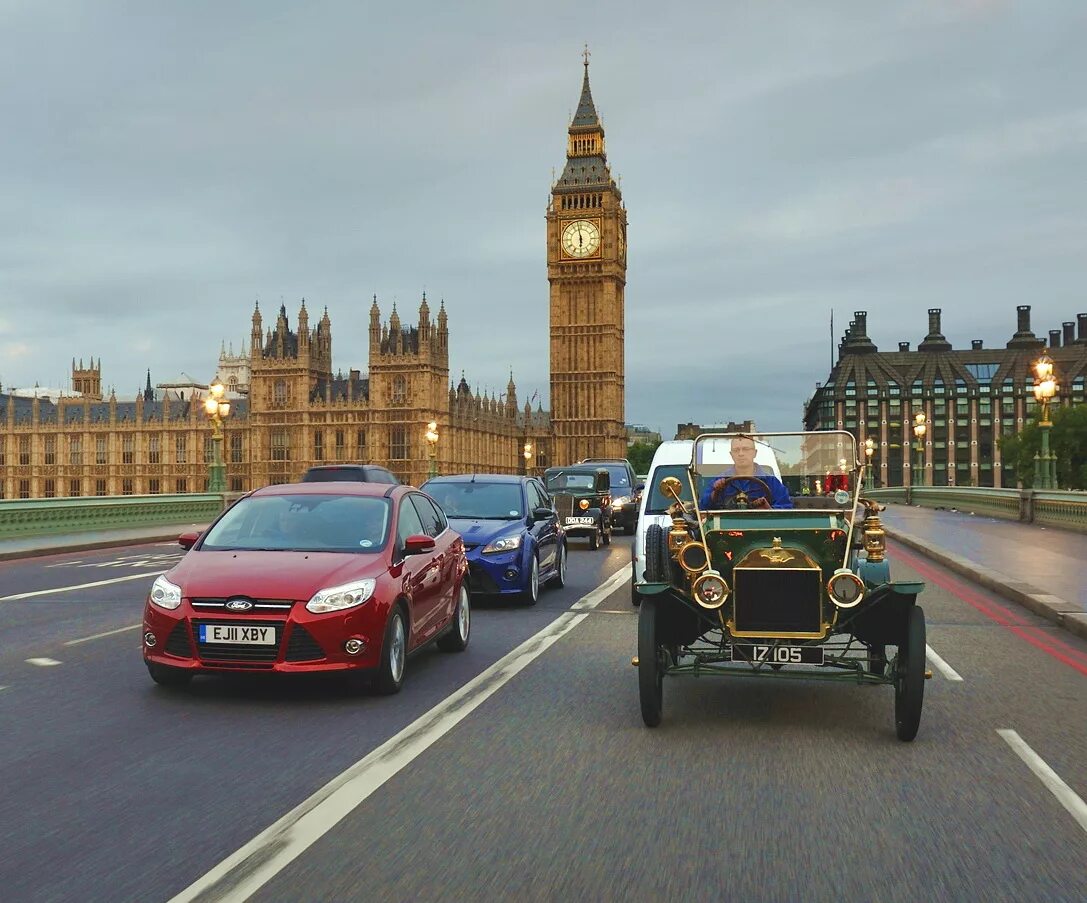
[867,486,1087,534]
[0,493,227,540]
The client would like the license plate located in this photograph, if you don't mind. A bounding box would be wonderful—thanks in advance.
[730,644,823,665]
[564,516,596,526]
[198,624,276,645]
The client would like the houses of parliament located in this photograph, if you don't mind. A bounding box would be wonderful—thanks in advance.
[0,60,627,499]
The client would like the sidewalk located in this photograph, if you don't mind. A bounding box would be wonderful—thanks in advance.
[0,523,209,561]
[880,503,1087,641]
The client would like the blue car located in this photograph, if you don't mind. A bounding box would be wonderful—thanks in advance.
[420,474,567,605]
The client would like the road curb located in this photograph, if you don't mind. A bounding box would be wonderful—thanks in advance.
[0,527,205,562]
[886,526,1087,643]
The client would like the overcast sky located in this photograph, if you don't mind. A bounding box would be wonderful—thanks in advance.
[2,0,1085,434]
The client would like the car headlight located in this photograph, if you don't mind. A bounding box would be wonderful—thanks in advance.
[482,534,522,554]
[149,575,183,610]
[827,569,865,609]
[611,495,630,509]
[306,578,377,614]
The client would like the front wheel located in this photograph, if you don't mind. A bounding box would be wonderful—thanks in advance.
[588,530,600,551]
[638,598,664,727]
[374,607,408,695]
[894,605,926,741]
[602,524,611,546]
[437,583,471,652]
[548,543,567,588]
[521,555,540,605]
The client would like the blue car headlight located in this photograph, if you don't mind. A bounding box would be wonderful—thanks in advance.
[482,534,522,554]
[611,495,630,509]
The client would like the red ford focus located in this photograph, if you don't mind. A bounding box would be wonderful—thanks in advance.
[142,482,470,694]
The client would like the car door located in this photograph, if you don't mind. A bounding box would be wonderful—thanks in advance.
[395,494,442,647]
[527,480,558,572]
[410,493,456,627]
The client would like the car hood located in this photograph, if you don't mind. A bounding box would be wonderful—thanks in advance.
[167,551,386,600]
[447,517,523,547]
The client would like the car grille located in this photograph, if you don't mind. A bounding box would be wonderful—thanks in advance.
[468,561,501,594]
[284,625,326,662]
[191,597,294,612]
[193,619,282,664]
[732,568,823,635]
[554,494,575,518]
[164,623,194,658]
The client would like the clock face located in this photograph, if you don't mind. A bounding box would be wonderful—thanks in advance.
[561,219,601,258]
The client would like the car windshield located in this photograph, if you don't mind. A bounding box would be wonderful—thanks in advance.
[424,482,524,520]
[200,494,392,552]
[601,465,631,489]
[545,471,597,492]
[646,464,694,514]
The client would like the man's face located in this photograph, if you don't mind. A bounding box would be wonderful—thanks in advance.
[731,439,757,467]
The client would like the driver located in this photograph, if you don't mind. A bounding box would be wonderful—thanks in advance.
[699,435,793,510]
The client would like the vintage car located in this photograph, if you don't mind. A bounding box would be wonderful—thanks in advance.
[544,465,613,550]
[633,431,928,741]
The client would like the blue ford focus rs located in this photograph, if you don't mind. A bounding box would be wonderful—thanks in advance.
[420,474,567,605]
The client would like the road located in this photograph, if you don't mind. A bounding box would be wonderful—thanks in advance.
[1,537,1085,902]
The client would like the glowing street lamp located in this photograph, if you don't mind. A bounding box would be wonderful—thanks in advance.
[425,421,439,479]
[1032,354,1059,489]
[204,379,231,493]
[912,411,927,488]
[864,437,876,491]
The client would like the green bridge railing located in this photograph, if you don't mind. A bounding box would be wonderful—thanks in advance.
[867,486,1087,534]
[0,493,229,540]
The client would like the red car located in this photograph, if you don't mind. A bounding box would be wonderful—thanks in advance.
[142,482,470,694]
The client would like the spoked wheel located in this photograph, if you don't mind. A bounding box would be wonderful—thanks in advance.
[521,556,540,606]
[548,543,567,588]
[437,583,471,652]
[638,597,664,727]
[374,608,407,696]
[894,605,926,741]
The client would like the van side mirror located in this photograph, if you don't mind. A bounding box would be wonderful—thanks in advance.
[178,531,200,551]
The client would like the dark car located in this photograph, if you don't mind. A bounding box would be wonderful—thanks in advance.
[142,482,468,695]
[544,465,612,550]
[578,458,642,534]
[301,464,400,485]
[421,474,566,605]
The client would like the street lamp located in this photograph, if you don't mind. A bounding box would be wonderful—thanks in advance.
[1032,353,1059,489]
[203,380,231,493]
[425,421,439,479]
[912,411,927,488]
[864,438,876,491]
[523,440,533,475]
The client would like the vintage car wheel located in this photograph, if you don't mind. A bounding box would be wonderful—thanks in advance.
[548,543,567,588]
[146,661,193,688]
[638,598,664,727]
[894,606,926,741]
[437,583,471,652]
[643,524,671,583]
[374,607,408,696]
[589,530,600,550]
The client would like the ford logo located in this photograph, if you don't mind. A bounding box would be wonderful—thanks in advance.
[225,598,254,612]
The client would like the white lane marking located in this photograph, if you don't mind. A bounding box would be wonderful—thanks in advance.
[0,571,161,603]
[169,565,632,903]
[998,729,1087,835]
[65,623,141,646]
[26,658,62,667]
[0,686,9,692]
[925,644,964,681]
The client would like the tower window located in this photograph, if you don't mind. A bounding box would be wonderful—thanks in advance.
[314,430,324,461]
[175,435,187,464]
[70,436,83,465]
[148,435,160,464]
[390,426,407,460]
[274,379,287,406]
[19,436,30,466]
[96,436,107,465]
[392,375,406,406]
[272,430,289,461]
[230,434,242,464]
[44,435,56,465]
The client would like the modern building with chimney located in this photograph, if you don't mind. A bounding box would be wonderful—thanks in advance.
[803,307,1087,487]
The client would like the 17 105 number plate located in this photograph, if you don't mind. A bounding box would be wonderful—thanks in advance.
[730,644,823,665]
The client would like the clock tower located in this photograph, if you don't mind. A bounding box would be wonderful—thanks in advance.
[547,51,627,465]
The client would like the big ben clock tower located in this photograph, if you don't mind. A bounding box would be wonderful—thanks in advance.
[547,50,627,464]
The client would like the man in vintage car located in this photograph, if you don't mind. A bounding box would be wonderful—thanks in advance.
[697,434,793,510]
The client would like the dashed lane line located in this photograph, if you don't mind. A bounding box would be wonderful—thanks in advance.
[65,623,141,646]
[26,658,62,667]
[998,729,1087,835]
[0,571,161,603]
[925,644,964,681]
[168,565,632,903]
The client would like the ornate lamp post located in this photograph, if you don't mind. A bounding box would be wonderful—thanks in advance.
[864,437,876,491]
[425,421,439,479]
[1032,354,1059,489]
[912,412,927,488]
[203,380,231,493]
[522,440,533,476]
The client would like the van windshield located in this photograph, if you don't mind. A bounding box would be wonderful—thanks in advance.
[645,465,694,514]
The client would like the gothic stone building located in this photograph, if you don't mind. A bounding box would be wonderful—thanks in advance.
[804,306,1087,488]
[0,59,625,499]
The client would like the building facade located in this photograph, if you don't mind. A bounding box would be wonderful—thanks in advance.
[803,307,1087,488]
[547,56,627,464]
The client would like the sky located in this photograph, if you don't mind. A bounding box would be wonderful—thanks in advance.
[2,0,1085,435]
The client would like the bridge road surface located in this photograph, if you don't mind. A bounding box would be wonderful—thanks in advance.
[0,538,1085,902]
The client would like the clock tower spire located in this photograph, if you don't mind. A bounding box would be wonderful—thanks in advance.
[547,51,627,464]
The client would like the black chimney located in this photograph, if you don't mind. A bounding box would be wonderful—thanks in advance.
[1007,304,1044,349]
[840,310,878,354]
[971,339,983,350]
[1078,313,1087,344]
[899,341,910,352]
[919,307,951,352]
[1049,330,1061,348]
[853,311,868,337]
[1018,305,1031,334]
[1064,321,1076,345]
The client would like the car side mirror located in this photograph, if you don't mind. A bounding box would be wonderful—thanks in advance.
[403,534,436,555]
[532,506,554,520]
[178,531,200,551]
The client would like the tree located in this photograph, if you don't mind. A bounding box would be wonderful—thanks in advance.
[627,440,660,476]
[1000,405,1087,489]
